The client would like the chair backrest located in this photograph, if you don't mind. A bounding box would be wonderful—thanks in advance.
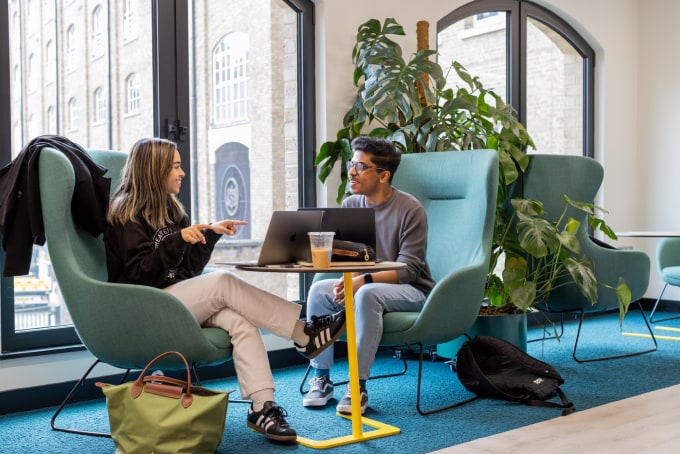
[510,154,649,311]
[510,154,603,227]
[657,238,680,276]
[39,147,231,369]
[388,150,499,345]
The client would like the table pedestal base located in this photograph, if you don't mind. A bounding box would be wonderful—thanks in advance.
[296,413,400,449]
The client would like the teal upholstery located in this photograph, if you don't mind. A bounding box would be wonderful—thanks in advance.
[512,154,656,361]
[649,238,680,322]
[384,150,498,348]
[308,150,499,415]
[39,148,232,436]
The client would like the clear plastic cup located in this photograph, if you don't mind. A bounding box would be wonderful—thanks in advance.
[308,232,335,268]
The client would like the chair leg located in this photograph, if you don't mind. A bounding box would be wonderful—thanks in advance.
[573,301,658,363]
[414,342,479,415]
[298,347,408,394]
[527,311,565,343]
[51,359,111,438]
[649,284,680,323]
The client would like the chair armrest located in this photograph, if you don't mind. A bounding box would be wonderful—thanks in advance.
[384,263,487,346]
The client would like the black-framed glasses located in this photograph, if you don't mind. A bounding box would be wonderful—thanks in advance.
[346,160,386,173]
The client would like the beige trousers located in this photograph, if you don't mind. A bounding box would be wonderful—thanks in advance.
[163,270,302,399]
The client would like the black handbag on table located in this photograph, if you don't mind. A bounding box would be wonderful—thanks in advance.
[331,239,375,262]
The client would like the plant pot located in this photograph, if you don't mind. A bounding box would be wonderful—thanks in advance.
[436,311,528,360]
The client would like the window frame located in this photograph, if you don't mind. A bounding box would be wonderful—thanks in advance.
[437,0,595,158]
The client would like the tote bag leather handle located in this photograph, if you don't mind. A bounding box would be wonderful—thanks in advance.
[130,351,194,408]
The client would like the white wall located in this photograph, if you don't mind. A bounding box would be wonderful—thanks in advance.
[5,0,680,394]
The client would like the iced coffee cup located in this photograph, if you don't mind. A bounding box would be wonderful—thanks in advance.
[308,232,335,268]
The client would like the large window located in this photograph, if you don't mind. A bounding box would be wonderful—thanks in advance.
[0,0,315,354]
[437,0,594,157]
[189,0,316,302]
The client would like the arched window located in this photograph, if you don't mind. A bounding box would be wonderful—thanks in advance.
[212,32,249,125]
[12,65,19,97]
[66,25,76,71]
[27,53,35,91]
[91,6,105,59]
[67,97,78,131]
[123,0,137,41]
[46,106,56,133]
[94,87,107,123]
[438,0,594,157]
[126,73,140,113]
[45,40,55,82]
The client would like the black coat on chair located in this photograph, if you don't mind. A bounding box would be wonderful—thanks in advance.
[0,135,111,276]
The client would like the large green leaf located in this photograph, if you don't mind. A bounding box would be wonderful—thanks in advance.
[563,256,598,304]
[362,49,444,123]
[615,278,632,325]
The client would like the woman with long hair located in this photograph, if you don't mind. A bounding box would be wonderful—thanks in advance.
[104,137,346,443]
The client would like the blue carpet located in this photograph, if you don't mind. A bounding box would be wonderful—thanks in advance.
[1,309,677,453]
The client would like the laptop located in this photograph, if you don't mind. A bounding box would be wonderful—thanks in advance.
[217,210,324,267]
[296,207,377,267]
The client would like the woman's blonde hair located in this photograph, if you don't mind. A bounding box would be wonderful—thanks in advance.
[107,137,186,230]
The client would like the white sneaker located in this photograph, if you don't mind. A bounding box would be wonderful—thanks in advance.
[302,375,334,407]
[336,385,368,415]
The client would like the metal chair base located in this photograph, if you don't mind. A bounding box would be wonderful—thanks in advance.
[51,359,116,438]
[649,283,680,323]
[412,342,479,415]
[297,344,478,415]
[572,301,658,362]
[527,311,565,343]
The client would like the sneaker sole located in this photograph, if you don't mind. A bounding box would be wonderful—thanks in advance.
[305,322,346,360]
[247,422,297,442]
[336,395,368,415]
[336,405,367,415]
[302,394,334,407]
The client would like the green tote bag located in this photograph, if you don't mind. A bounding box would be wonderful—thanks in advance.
[97,351,231,454]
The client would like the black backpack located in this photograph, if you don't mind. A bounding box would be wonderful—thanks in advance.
[455,335,575,415]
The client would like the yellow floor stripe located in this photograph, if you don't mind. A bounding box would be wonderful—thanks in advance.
[622,332,680,341]
[655,326,680,333]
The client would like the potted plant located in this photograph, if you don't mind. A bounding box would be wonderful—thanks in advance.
[487,196,629,317]
[315,18,532,203]
[315,18,631,350]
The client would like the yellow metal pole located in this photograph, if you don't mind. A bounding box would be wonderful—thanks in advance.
[343,271,363,437]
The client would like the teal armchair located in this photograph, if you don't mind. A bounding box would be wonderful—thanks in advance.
[649,238,680,323]
[513,154,656,361]
[40,148,232,437]
[304,150,499,415]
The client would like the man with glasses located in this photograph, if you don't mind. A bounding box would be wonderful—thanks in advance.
[302,136,435,414]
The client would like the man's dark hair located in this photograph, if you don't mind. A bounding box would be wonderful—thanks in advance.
[350,136,401,182]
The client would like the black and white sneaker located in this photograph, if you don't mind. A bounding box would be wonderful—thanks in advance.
[295,310,346,359]
[336,385,368,415]
[302,375,334,407]
[247,401,297,442]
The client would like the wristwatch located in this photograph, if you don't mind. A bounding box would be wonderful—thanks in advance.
[363,273,373,284]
